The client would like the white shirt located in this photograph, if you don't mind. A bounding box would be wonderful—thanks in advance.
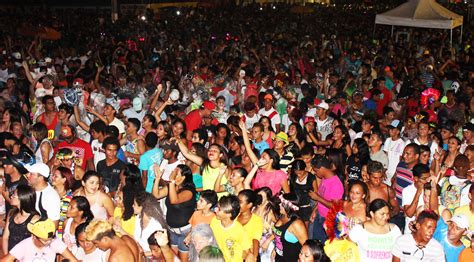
[410,138,438,161]
[36,184,61,221]
[259,107,281,131]
[315,116,333,140]
[244,113,260,130]
[134,216,163,252]
[349,223,401,262]
[383,137,405,182]
[91,139,105,169]
[392,233,445,262]
[401,184,424,233]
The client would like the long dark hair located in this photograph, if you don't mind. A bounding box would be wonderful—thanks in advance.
[353,138,370,165]
[263,149,281,170]
[122,164,144,221]
[71,196,94,222]
[304,240,330,262]
[215,123,231,147]
[177,164,195,190]
[75,222,90,247]
[11,184,37,217]
[367,198,390,217]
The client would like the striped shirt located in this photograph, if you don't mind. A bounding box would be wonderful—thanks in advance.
[394,162,414,206]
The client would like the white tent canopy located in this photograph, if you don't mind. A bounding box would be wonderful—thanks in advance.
[375,0,463,29]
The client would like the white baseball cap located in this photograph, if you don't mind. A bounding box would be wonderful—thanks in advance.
[316,101,329,110]
[25,163,51,178]
[449,214,469,230]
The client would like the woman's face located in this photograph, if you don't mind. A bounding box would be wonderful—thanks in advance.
[238,194,251,213]
[295,169,306,178]
[259,152,272,169]
[58,109,68,121]
[132,199,142,215]
[288,125,297,136]
[386,112,395,122]
[51,170,66,187]
[349,184,365,204]
[371,206,390,226]
[77,232,95,253]
[352,144,359,154]
[10,190,19,207]
[447,138,460,153]
[172,122,184,136]
[333,128,343,141]
[362,120,371,132]
[66,200,81,218]
[260,118,270,129]
[217,127,227,139]
[207,145,221,161]
[83,176,100,194]
[61,158,74,168]
[142,117,151,129]
[157,124,166,137]
[305,121,315,132]
[229,138,239,152]
[2,110,10,122]
[298,244,314,262]
[229,170,242,186]
[420,151,430,165]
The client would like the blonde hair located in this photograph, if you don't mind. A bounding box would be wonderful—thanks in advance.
[85,220,115,241]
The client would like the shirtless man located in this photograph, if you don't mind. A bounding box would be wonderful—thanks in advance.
[366,160,400,218]
[85,220,139,262]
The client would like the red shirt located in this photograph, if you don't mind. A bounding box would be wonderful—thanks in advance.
[376,87,392,116]
[184,109,202,133]
[55,138,93,170]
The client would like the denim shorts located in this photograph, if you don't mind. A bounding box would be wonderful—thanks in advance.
[169,224,191,252]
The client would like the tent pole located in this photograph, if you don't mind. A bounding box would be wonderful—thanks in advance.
[450,28,453,48]
[460,24,463,44]
[391,25,394,38]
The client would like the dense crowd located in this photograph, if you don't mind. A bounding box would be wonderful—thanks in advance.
[0,2,473,262]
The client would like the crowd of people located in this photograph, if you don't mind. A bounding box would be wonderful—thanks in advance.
[0,2,473,262]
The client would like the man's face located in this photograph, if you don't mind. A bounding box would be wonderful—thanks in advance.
[105,144,118,160]
[416,218,437,243]
[368,134,380,147]
[447,222,466,242]
[264,99,272,109]
[27,172,42,186]
[418,123,429,137]
[93,238,110,251]
[414,172,430,188]
[441,129,453,141]
[369,172,384,186]
[44,98,56,112]
[403,147,419,165]
[191,133,203,144]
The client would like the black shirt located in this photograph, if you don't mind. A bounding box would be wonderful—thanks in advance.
[4,174,29,214]
[96,159,126,192]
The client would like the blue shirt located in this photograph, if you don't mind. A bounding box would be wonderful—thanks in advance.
[138,148,164,193]
[433,218,465,262]
[117,148,126,163]
[252,140,269,155]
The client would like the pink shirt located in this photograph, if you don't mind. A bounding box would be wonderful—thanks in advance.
[10,237,67,261]
[252,169,287,196]
[317,175,343,217]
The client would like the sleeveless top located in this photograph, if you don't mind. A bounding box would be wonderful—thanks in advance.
[273,217,301,262]
[8,213,35,251]
[90,193,108,220]
[63,218,77,251]
[165,187,196,228]
[39,112,59,140]
[202,163,227,198]
[35,138,54,163]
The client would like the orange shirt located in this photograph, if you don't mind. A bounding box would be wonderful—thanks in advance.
[188,211,215,227]
[459,248,474,262]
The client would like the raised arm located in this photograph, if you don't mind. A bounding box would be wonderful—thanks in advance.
[73,105,91,132]
[176,138,203,165]
[244,163,259,189]
[151,164,168,199]
[239,120,258,165]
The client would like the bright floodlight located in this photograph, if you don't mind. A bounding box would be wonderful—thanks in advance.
[272,6,276,10]
[140,15,146,21]
[176,10,181,15]
[259,7,263,11]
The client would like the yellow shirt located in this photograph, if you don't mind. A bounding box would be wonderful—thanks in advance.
[202,164,228,198]
[210,217,251,262]
[454,205,474,246]
[241,214,264,242]
[324,239,360,262]
[113,207,137,236]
